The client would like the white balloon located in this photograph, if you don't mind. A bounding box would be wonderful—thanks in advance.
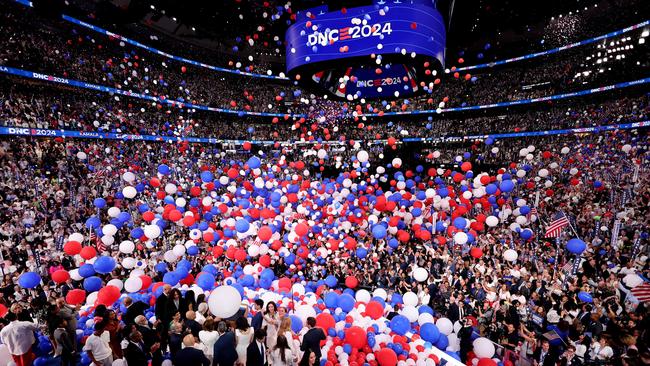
[107,207,121,218]
[69,269,82,281]
[418,312,434,325]
[107,279,123,290]
[144,225,161,239]
[357,150,369,163]
[122,172,135,182]
[401,305,419,322]
[372,288,387,300]
[413,267,428,282]
[503,249,518,262]
[454,232,468,245]
[164,251,178,263]
[436,318,453,336]
[69,233,84,243]
[124,277,143,293]
[485,216,499,227]
[103,224,118,236]
[561,147,570,154]
[403,292,419,306]
[208,286,242,318]
[119,241,135,254]
[473,337,495,358]
[122,186,137,199]
[173,244,186,257]
[355,289,371,303]
[100,235,114,246]
[295,304,317,323]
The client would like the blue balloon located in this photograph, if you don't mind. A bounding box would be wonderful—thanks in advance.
[500,180,515,192]
[324,292,339,308]
[578,291,593,303]
[158,164,170,175]
[235,219,250,233]
[337,294,355,312]
[567,238,586,254]
[420,323,440,343]
[163,272,181,286]
[372,225,387,239]
[485,184,497,195]
[93,256,116,274]
[197,273,216,291]
[389,315,410,335]
[78,264,96,278]
[93,198,106,208]
[201,171,214,182]
[325,275,338,288]
[83,276,102,292]
[18,272,41,289]
[435,334,449,349]
[453,217,467,229]
[290,315,303,333]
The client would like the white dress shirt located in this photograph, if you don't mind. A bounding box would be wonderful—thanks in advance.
[0,321,38,355]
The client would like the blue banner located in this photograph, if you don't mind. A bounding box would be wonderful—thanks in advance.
[0,65,305,118]
[285,3,446,73]
[1,121,647,146]
[2,65,648,120]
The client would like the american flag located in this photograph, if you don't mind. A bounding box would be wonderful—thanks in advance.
[631,282,650,303]
[544,212,569,238]
[91,231,107,253]
[527,207,538,221]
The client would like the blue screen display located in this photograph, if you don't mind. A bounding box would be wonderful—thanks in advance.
[285,3,446,74]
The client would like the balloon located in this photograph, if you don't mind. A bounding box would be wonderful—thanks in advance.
[208,286,242,318]
[377,348,398,366]
[372,225,387,239]
[403,292,418,306]
[344,326,367,349]
[413,267,428,282]
[83,276,102,292]
[436,318,453,336]
[197,273,216,291]
[477,359,497,366]
[64,289,85,305]
[503,249,518,262]
[345,276,358,289]
[119,241,135,254]
[388,315,410,335]
[63,241,82,255]
[93,256,116,274]
[18,272,41,289]
[578,291,593,303]
[365,301,384,319]
[51,270,70,284]
[485,216,499,227]
[473,337,495,358]
[97,286,121,306]
[454,232,468,245]
[315,313,335,331]
[420,323,440,343]
[567,238,586,254]
[124,277,143,293]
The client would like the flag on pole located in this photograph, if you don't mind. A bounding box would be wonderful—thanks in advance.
[631,282,650,303]
[91,231,106,253]
[544,212,569,238]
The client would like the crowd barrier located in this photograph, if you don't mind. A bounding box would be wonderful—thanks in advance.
[11,0,649,78]
[0,65,305,118]
[1,121,647,146]
[1,65,648,119]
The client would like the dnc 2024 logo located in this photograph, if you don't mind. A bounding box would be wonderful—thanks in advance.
[306,22,393,47]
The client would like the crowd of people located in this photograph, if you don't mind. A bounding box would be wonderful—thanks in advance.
[0,2,648,366]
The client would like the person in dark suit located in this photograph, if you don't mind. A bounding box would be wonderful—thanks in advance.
[557,345,582,366]
[447,294,467,323]
[213,321,238,366]
[155,285,171,325]
[246,328,267,366]
[123,297,149,326]
[124,330,160,366]
[300,317,326,364]
[251,299,264,332]
[134,316,162,366]
[166,289,188,322]
[168,322,184,359]
[185,311,202,337]
[173,334,210,366]
[532,340,557,366]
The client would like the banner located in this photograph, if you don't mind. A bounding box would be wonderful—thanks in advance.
[611,220,622,249]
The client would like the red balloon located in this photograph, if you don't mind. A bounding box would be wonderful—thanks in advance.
[142,211,155,222]
[234,249,247,262]
[181,66,187,73]
[64,241,82,255]
[316,313,336,331]
[150,177,161,187]
[295,223,309,237]
[66,289,86,305]
[345,276,358,289]
[365,301,384,319]
[182,215,195,226]
[278,277,291,290]
[377,348,398,366]
[139,275,153,290]
[461,162,472,172]
[243,142,252,151]
[97,286,121,306]
[345,326,367,349]
[0,304,7,317]
[477,359,497,366]
[80,246,97,260]
[258,226,273,241]
[52,270,70,284]
[259,254,271,267]
[470,247,483,259]
[169,210,182,222]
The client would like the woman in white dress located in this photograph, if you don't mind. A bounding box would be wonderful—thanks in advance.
[198,318,219,362]
[235,316,254,366]
[278,317,299,363]
[270,335,294,366]
[263,301,280,349]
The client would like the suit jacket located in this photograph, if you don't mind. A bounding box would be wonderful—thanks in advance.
[155,293,168,323]
[447,303,463,323]
[124,301,149,326]
[532,348,557,366]
[557,355,582,366]
[124,341,149,366]
[186,319,202,337]
[169,333,183,357]
[136,325,158,350]
[213,331,238,366]
[246,340,266,366]
[300,328,326,360]
[251,312,263,332]
[165,298,188,321]
[174,347,210,366]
